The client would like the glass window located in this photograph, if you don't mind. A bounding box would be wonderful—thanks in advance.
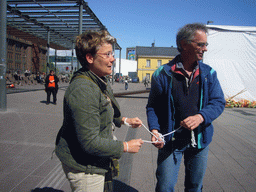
[157,60,162,67]
[146,59,150,67]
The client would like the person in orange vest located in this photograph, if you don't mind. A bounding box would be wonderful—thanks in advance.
[45,70,59,105]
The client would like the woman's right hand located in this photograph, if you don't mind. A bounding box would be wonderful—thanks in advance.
[124,139,144,153]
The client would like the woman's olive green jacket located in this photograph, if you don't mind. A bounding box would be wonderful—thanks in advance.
[55,68,124,175]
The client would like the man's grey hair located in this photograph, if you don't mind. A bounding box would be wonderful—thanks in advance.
[176,23,208,52]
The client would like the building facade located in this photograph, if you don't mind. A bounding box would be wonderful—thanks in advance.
[126,43,179,82]
[7,35,47,75]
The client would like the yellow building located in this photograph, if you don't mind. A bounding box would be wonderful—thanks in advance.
[127,44,179,82]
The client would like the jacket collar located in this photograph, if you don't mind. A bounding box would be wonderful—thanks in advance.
[163,55,212,78]
[71,67,121,119]
[71,67,108,92]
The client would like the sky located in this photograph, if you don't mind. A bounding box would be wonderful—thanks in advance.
[51,0,256,58]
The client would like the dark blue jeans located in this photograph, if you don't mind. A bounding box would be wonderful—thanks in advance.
[46,87,57,104]
[156,142,209,192]
[125,82,128,90]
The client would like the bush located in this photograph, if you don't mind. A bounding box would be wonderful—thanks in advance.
[225,99,256,108]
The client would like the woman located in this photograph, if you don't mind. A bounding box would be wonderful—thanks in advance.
[55,31,144,192]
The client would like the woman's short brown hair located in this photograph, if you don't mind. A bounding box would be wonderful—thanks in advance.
[75,30,116,68]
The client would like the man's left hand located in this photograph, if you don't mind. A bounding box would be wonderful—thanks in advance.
[180,114,204,131]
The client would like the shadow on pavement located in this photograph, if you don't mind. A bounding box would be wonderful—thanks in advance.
[30,182,137,192]
[31,187,64,192]
[115,95,149,99]
[113,180,138,192]
[233,109,256,116]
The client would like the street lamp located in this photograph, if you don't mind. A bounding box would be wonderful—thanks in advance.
[207,21,214,25]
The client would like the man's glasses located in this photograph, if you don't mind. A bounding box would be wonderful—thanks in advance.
[97,51,115,58]
[189,40,209,48]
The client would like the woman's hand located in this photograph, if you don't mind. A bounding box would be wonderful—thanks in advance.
[151,129,164,149]
[123,117,142,128]
[123,139,144,153]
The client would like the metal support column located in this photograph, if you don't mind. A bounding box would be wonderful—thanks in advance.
[0,0,7,111]
[79,3,83,35]
[55,49,57,73]
[71,43,74,73]
[112,44,116,85]
[119,48,122,79]
[46,30,50,74]
[77,1,83,69]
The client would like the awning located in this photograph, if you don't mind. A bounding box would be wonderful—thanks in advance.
[6,0,121,50]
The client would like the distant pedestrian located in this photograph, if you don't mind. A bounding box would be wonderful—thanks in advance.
[36,72,42,84]
[144,77,149,87]
[14,72,20,81]
[24,69,31,77]
[45,70,59,105]
[124,79,128,90]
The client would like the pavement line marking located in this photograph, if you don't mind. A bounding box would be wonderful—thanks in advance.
[0,140,55,148]
[10,157,53,192]
[15,111,64,117]
[116,127,137,185]
[47,164,65,188]
[53,173,67,189]
[37,162,64,188]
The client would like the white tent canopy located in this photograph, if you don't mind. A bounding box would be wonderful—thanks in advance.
[204,25,256,101]
[114,58,137,76]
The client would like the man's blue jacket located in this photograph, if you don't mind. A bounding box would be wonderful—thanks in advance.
[146,55,226,149]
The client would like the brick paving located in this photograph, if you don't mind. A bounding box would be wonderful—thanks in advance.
[0,82,255,192]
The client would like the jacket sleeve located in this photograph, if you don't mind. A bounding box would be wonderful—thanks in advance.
[44,75,49,88]
[199,70,226,126]
[113,116,122,128]
[146,72,163,132]
[55,75,59,83]
[66,79,124,159]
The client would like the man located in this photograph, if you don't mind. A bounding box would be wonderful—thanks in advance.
[146,23,226,191]
[45,70,59,105]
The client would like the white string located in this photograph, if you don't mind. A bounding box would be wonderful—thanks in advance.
[124,121,197,147]
[191,130,197,147]
[141,123,182,144]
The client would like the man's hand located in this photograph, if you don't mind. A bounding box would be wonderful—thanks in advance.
[180,114,204,131]
[151,129,164,149]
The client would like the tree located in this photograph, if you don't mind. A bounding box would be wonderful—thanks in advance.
[41,62,59,74]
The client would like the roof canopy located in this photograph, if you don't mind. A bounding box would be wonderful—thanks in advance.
[206,25,256,33]
[6,0,121,50]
